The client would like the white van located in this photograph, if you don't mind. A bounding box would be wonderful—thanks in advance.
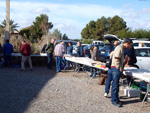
[92,40,104,45]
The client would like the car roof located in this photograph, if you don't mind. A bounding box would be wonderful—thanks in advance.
[55,40,77,43]
[104,34,121,42]
[81,44,88,46]
[133,40,150,43]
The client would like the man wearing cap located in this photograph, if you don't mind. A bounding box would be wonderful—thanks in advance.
[110,38,132,107]
[54,41,65,72]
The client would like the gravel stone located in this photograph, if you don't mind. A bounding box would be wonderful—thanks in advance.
[0,67,150,113]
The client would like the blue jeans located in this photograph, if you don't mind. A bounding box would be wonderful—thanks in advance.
[67,61,71,67]
[90,68,97,77]
[55,56,62,72]
[111,67,121,103]
[47,53,53,68]
[4,55,12,68]
[105,68,112,94]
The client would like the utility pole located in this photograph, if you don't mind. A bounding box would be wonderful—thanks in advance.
[4,0,10,41]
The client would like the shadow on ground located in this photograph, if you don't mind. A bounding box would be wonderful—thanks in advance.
[0,67,56,113]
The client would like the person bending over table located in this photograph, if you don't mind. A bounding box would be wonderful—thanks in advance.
[90,45,99,77]
[110,38,132,107]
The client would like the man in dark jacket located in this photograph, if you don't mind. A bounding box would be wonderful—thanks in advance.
[3,40,13,68]
[41,44,47,53]
[45,38,55,69]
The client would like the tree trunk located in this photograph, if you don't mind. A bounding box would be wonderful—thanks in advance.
[4,0,10,41]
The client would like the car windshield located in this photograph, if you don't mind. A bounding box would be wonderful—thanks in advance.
[135,48,150,57]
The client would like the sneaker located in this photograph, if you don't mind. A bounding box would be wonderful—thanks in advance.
[112,102,122,107]
[104,93,108,97]
[117,100,124,104]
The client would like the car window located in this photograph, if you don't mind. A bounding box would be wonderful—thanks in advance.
[72,42,77,46]
[144,43,150,47]
[133,43,139,47]
[135,49,150,57]
[95,45,104,50]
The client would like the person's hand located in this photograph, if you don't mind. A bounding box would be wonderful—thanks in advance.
[121,73,124,79]
[124,55,130,65]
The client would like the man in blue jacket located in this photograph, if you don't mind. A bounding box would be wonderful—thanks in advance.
[3,40,13,68]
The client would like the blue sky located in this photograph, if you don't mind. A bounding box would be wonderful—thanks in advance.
[0,0,150,39]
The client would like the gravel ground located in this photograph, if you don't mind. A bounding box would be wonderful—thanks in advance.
[0,66,150,113]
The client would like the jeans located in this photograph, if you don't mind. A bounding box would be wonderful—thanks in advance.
[4,55,12,68]
[21,56,33,70]
[90,68,97,77]
[55,56,62,72]
[111,67,121,103]
[67,61,71,67]
[47,53,53,68]
[105,68,112,94]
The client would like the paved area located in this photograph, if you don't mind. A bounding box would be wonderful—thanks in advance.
[0,67,150,113]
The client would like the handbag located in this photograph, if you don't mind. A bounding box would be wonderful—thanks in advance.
[106,58,112,68]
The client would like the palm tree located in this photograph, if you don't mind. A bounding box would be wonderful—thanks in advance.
[5,0,10,40]
[0,19,19,34]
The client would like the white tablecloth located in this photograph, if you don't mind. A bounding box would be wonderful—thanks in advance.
[123,67,150,83]
[11,53,47,57]
[65,56,108,71]
[65,56,150,83]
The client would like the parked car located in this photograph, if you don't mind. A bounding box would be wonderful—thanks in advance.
[92,40,104,45]
[54,40,78,53]
[133,40,150,47]
[83,44,93,58]
[72,44,88,54]
[134,47,150,70]
[83,44,104,58]
[54,40,77,47]
[99,34,121,62]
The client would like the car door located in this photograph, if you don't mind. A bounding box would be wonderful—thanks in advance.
[135,48,150,70]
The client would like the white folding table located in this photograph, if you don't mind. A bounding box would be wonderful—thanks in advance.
[65,56,108,83]
[123,67,150,107]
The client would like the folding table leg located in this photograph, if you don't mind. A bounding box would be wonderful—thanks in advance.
[87,68,96,84]
[73,63,80,76]
[142,83,150,107]
[142,92,148,107]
